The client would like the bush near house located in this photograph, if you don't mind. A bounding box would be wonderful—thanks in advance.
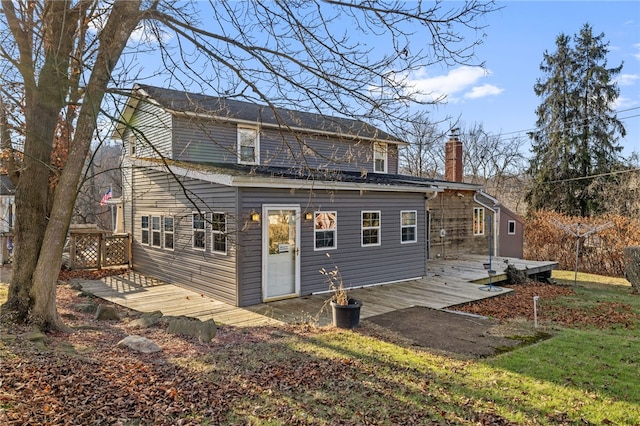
[524,210,640,277]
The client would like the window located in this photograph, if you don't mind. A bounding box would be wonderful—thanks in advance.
[151,216,161,247]
[508,220,516,235]
[314,211,337,250]
[374,142,387,173]
[211,212,227,254]
[164,216,174,250]
[473,207,485,236]
[362,211,381,246]
[238,127,259,164]
[141,215,149,245]
[192,212,206,250]
[128,133,136,156]
[401,210,417,243]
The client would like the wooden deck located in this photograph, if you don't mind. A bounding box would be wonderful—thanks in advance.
[74,255,557,327]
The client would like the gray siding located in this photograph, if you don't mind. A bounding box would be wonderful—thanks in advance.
[237,188,426,306]
[171,115,400,174]
[125,102,173,159]
[130,167,239,305]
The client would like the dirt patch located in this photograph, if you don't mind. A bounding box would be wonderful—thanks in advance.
[364,306,532,358]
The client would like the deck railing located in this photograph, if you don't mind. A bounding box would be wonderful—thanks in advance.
[68,231,130,270]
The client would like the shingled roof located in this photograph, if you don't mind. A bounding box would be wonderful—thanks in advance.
[116,84,402,144]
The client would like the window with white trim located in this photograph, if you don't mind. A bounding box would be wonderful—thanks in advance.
[362,211,381,246]
[151,216,161,247]
[374,142,388,173]
[401,210,417,243]
[508,220,516,235]
[473,207,485,236]
[238,127,259,164]
[314,211,337,250]
[163,216,174,250]
[211,212,227,254]
[128,133,137,157]
[140,215,150,245]
[192,212,206,250]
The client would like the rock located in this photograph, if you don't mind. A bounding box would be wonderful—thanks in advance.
[69,282,83,291]
[129,311,164,328]
[72,303,98,313]
[95,304,120,321]
[166,317,217,343]
[624,246,640,294]
[117,335,162,353]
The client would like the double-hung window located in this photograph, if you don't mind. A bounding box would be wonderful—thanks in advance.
[314,211,337,250]
[211,212,227,254]
[141,215,150,245]
[374,142,388,173]
[473,207,485,236]
[401,210,417,243]
[163,216,174,250]
[192,212,206,250]
[238,127,259,164]
[362,211,381,246]
[151,216,162,247]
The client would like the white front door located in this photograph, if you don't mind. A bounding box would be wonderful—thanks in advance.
[263,205,300,301]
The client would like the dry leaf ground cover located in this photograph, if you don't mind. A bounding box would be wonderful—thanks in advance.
[1,269,639,425]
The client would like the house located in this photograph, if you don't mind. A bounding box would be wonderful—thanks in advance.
[0,175,15,264]
[113,84,520,307]
[427,134,525,259]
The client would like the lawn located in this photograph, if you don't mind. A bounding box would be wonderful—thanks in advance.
[1,273,639,425]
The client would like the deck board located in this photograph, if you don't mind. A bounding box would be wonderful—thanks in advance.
[73,256,557,327]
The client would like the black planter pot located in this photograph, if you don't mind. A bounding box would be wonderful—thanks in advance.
[330,299,362,329]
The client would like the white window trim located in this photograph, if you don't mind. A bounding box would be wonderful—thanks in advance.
[401,210,418,244]
[314,211,337,251]
[374,142,388,173]
[211,212,227,255]
[128,133,137,157]
[237,126,260,165]
[361,210,381,247]
[192,212,206,251]
[140,215,150,245]
[473,207,485,236]
[508,220,516,235]
[151,215,162,248]
[163,216,174,251]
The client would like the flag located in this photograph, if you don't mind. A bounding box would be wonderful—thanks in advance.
[100,187,113,206]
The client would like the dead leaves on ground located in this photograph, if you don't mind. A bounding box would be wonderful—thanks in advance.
[456,283,639,329]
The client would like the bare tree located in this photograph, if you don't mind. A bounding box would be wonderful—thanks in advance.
[460,123,528,211]
[394,111,450,178]
[0,0,498,331]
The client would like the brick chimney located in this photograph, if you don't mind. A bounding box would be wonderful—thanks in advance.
[445,129,463,182]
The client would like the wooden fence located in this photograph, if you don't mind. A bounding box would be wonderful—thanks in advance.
[68,231,130,270]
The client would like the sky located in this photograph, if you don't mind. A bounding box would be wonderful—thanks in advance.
[415,1,640,158]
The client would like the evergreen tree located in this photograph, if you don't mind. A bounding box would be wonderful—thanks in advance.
[526,24,625,216]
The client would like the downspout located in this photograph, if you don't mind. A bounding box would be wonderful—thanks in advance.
[424,190,438,267]
[473,191,498,256]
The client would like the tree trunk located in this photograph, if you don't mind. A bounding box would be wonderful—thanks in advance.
[27,0,143,331]
[624,246,640,294]
[1,99,58,322]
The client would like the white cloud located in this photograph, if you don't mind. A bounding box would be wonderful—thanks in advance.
[464,84,504,99]
[634,43,640,61]
[617,73,640,86]
[405,66,502,103]
[613,96,638,110]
